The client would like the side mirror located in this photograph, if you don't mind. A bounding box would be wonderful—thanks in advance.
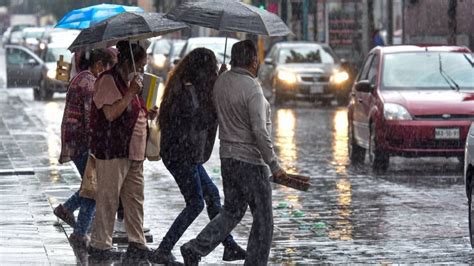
[355,80,374,93]
[264,58,274,65]
[173,58,180,65]
[27,58,37,65]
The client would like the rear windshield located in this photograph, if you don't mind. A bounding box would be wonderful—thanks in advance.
[382,52,474,90]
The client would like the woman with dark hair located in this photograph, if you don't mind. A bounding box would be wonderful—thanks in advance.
[54,48,116,248]
[150,48,246,264]
[87,40,156,260]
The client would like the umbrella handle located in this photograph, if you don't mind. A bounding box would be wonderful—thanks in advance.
[129,41,137,74]
[223,34,228,65]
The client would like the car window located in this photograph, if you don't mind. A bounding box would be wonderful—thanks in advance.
[153,40,171,55]
[7,48,32,65]
[382,52,474,90]
[367,54,379,84]
[277,46,336,64]
[358,54,374,81]
[45,47,72,63]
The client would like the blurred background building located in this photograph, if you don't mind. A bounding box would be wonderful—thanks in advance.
[0,0,472,68]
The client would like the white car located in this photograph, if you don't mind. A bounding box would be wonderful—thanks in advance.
[464,122,474,248]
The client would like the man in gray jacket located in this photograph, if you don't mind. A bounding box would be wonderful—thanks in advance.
[180,40,288,266]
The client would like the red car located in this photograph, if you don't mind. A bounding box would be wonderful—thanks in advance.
[348,45,474,172]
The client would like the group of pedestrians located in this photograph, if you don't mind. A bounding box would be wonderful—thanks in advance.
[53,39,287,265]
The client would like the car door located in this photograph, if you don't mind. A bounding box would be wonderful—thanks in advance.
[6,46,42,88]
[359,53,380,143]
[353,53,375,147]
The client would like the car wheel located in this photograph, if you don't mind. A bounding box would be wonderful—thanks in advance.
[348,123,366,165]
[468,174,474,248]
[33,88,41,101]
[369,123,389,172]
[39,80,53,101]
[336,94,349,107]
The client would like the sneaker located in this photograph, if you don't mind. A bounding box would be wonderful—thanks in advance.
[69,233,90,250]
[53,204,76,228]
[222,242,246,261]
[180,243,200,266]
[113,219,151,233]
[88,246,123,260]
[149,248,178,264]
[125,242,153,260]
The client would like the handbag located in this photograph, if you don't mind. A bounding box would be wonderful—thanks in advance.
[146,117,161,161]
[79,154,97,199]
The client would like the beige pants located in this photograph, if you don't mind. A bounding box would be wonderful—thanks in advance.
[90,158,146,250]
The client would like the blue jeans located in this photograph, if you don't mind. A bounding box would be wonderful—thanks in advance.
[158,161,235,253]
[63,152,96,236]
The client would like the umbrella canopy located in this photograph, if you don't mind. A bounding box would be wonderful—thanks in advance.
[165,0,291,37]
[68,12,189,51]
[55,3,144,29]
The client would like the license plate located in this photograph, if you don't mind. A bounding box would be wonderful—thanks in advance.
[435,128,459,139]
[310,85,323,94]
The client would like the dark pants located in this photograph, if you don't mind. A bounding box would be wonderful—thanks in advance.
[63,152,96,236]
[185,158,273,266]
[158,161,235,253]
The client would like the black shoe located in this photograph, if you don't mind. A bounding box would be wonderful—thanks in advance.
[222,242,246,261]
[125,242,153,260]
[88,246,123,260]
[53,204,76,228]
[180,243,200,266]
[149,248,179,264]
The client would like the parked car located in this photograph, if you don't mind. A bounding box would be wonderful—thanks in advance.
[4,24,35,45]
[179,37,239,66]
[258,42,351,106]
[146,38,185,80]
[5,43,71,100]
[21,27,46,54]
[5,44,43,90]
[38,28,79,55]
[348,45,474,172]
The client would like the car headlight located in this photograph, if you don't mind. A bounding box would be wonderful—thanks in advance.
[47,69,57,80]
[277,70,297,84]
[39,42,46,50]
[330,70,349,84]
[153,54,166,68]
[384,103,412,120]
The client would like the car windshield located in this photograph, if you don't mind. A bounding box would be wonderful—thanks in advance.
[187,40,238,63]
[24,30,43,39]
[45,47,72,63]
[152,39,171,55]
[382,52,474,90]
[278,46,336,64]
[171,42,185,57]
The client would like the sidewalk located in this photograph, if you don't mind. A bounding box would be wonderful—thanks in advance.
[0,90,252,264]
[0,91,76,264]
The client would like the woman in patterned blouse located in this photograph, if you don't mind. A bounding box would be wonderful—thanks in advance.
[54,49,116,249]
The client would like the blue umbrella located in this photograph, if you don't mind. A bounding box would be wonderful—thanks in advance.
[55,3,144,29]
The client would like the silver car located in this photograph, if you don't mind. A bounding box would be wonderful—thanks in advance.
[259,42,350,106]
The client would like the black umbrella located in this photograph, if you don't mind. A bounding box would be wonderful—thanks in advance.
[69,12,189,72]
[166,0,291,63]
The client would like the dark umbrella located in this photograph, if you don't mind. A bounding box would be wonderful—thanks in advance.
[69,12,189,72]
[166,0,291,63]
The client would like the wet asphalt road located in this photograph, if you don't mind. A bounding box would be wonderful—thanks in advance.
[3,86,473,264]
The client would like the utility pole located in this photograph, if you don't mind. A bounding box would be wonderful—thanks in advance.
[387,0,393,45]
[303,0,309,41]
[447,0,457,45]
